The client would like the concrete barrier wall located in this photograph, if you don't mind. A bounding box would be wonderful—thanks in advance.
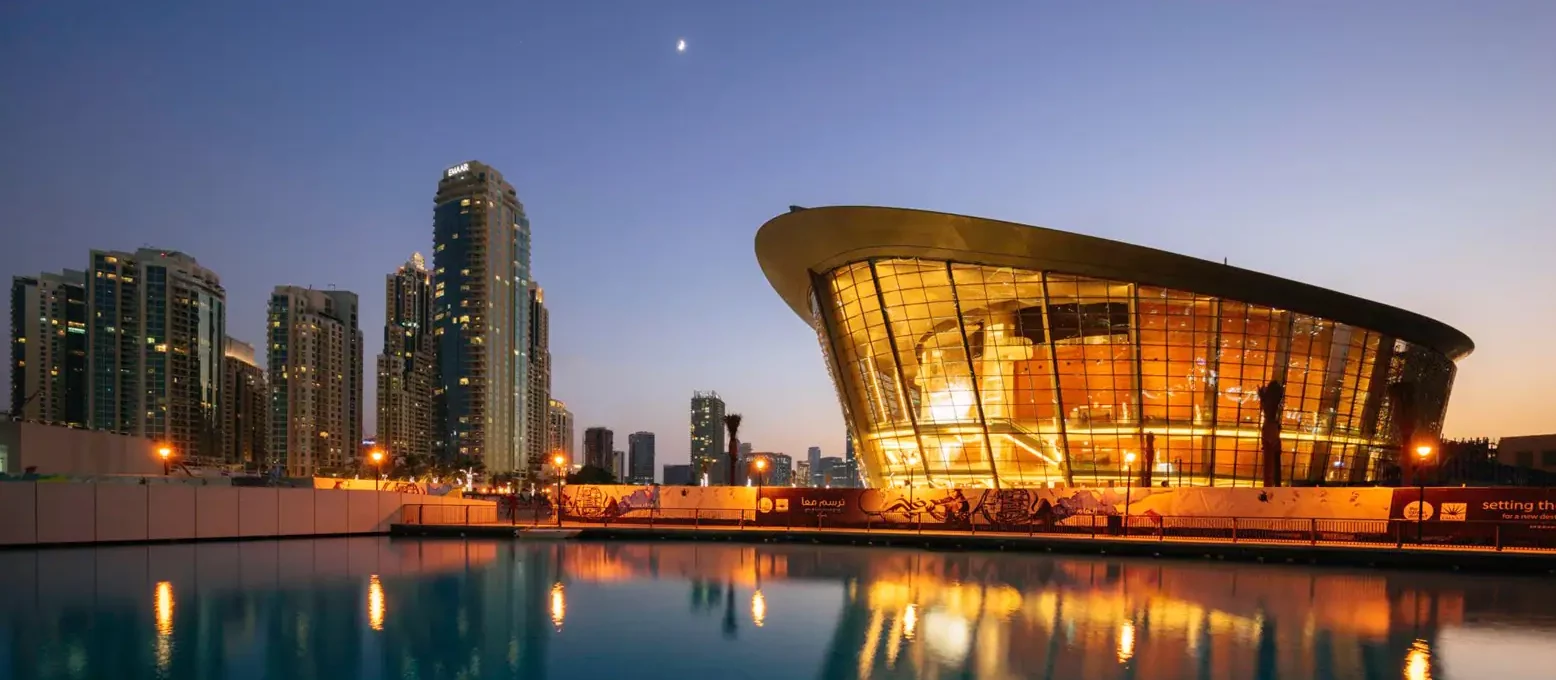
[0,482,493,547]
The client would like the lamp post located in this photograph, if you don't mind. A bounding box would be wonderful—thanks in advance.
[1123,452,1137,533]
[553,453,567,528]
[1415,443,1433,544]
[753,457,768,518]
[370,450,385,491]
[158,446,172,476]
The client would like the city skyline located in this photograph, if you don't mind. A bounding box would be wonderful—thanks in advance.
[4,3,1555,467]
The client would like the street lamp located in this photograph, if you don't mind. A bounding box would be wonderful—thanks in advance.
[1415,443,1433,543]
[1123,452,1137,533]
[158,446,172,476]
[753,457,768,518]
[370,450,385,491]
[552,453,567,528]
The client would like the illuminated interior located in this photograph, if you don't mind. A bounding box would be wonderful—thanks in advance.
[812,259,1457,488]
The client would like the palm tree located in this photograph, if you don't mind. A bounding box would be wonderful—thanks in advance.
[1256,380,1285,487]
[724,413,743,486]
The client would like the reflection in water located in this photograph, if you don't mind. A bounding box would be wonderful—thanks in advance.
[1407,639,1434,680]
[3,537,1556,679]
[1117,620,1135,664]
[154,580,174,673]
[550,582,566,631]
[368,574,385,632]
[752,589,766,628]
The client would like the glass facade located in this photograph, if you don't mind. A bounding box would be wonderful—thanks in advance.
[432,161,532,473]
[812,258,1457,489]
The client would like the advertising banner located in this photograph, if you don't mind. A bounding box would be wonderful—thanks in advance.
[1388,487,1556,547]
[1388,487,1556,525]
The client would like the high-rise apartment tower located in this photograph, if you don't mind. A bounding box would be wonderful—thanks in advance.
[690,391,725,481]
[547,399,574,464]
[433,161,532,472]
[268,287,362,477]
[88,249,225,460]
[221,337,268,467]
[376,254,438,459]
[10,270,87,427]
[524,282,550,478]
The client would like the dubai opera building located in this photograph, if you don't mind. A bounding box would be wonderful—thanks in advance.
[756,206,1473,489]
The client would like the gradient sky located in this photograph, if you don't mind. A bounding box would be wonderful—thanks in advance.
[3,2,1553,467]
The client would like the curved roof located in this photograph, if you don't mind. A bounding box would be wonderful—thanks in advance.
[755,206,1473,360]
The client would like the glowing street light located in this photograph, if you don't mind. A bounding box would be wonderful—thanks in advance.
[1415,442,1435,543]
[753,456,769,518]
[157,446,173,476]
[552,453,567,527]
[370,449,385,491]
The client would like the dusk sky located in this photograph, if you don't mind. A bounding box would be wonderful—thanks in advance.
[3,2,1553,466]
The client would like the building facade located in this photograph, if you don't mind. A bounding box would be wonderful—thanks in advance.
[795,460,812,488]
[806,446,822,486]
[525,283,550,478]
[690,391,725,480]
[433,161,532,473]
[87,249,225,460]
[582,426,613,471]
[741,451,792,486]
[1496,434,1556,473]
[376,254,438,460]
[268,287,362,477]
[816,457,850,487]
[662,464,693,486]
[628,431,655,484]
[756,206,1473,489]
[221,337,267,467]
[547,399,574,464]
[10,270,87,427]
[611,449,626,481]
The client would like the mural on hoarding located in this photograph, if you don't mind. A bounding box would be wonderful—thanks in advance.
[560,485,1398,526]
[564,485,661,520]
[754,488,1143,528]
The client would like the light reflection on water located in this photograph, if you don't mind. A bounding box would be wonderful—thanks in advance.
[0,537,1553,678]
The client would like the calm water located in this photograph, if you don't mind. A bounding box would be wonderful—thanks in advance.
[1,538,1553,679]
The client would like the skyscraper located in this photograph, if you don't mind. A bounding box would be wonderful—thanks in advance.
[88,249,225,460]
[524,282,550,479]
[807,446,822,486]
[611,449,626,481]
[628,431,655,485]
[690,391,725,481]
[844,433,858,487]
[583,426,613,471]
[547,398,574,464]
[268,287,362,477]
[10,270,87,427]
[433,161,532,473]
[376,254,437,459]
[221,337,267,467]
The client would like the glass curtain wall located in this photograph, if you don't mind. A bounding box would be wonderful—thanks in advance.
[813,258,1456,489]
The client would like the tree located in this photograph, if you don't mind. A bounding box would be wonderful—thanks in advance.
[723,413,743,486]
[567,464,617,485]
[1256,379,1284,487]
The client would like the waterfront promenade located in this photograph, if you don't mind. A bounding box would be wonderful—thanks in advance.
[391,509,1556,575]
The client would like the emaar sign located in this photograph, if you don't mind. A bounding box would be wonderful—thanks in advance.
[445,162,470,178]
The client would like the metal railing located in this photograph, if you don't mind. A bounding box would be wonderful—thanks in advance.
[398,501,1556,552]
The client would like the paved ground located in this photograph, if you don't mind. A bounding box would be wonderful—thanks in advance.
[392,517,1556,572]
